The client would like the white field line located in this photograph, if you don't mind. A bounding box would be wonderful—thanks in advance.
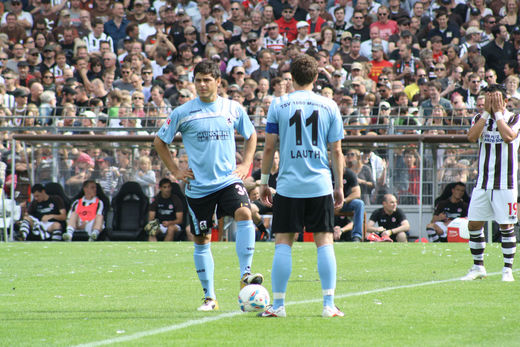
[74,269,516,347]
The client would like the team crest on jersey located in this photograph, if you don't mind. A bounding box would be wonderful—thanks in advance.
[166,118,171,126]
[392,217,396,222]
[169,204,173,209]
[227,117,232,125]
[199,220,208,231]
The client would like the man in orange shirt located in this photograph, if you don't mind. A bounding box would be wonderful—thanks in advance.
[368,44,392,82]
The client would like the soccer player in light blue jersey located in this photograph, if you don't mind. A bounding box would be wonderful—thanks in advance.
[154,61,263,311]
[258,54,345,318]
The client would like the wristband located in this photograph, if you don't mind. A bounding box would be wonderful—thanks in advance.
[387,229,393,235]
[481,111,490,121]
[260,173,270,185]
[494,111,504,122]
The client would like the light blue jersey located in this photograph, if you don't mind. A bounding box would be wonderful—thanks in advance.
[266,90,344,198]
[158,96,255,198]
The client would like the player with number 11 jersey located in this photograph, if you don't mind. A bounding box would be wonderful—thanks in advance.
[266,90,343,198]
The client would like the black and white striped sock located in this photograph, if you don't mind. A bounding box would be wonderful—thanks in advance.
[469,228,486,266]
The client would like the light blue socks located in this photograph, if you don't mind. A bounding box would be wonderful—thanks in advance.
[235,220,256,276]
[272,243,292,309]
[194,243,215,299]
[317,244,336,308]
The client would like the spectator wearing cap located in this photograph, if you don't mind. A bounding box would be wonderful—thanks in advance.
[292,21,316,52]
[376,80,392,105]
[32,0,59,33]
[84,18,114,53]
[182,25,203,56]
[307,3,326,41]
[510,26,520,52]
[17,61,35,87]
[427,10,460,48]
[370,6,398,41]
[52,9,80,43]
[360,26,389,60]
[26,48,40,74]
[104,2,129,49]
[350,76,368,106]
[409,74,430,105]
[226,42,259,75]
[12,88,28,124]
[458,26,482,58]
[336,31,351,59]
[368,44,392,83]
[481,24,516,83]
[347,10,370,42]
[275,3,298,42]
[1,0,33,33]
[127,0,147,24]
[0,12,26,43]
[393,43,420,82]
[175,0,199,24]
[138,6,158,42]
[245,31,262,58]
[388,18,417,55]
[387,0,409,22]
[38,44,56,73]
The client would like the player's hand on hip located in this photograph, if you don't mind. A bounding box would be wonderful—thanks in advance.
[259,184,273,207]
[177,168,195,183]
[233,163,250,181]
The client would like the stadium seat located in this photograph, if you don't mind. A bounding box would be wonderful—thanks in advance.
[0,197,21,241]
[44,182,72,213]
[106,181,149,241]
[69,183,111,241]
[44,182,72,232]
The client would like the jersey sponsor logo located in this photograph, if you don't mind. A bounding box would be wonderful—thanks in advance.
[290,149,321,159]
[483,133,504,144]
[197,130,231,142]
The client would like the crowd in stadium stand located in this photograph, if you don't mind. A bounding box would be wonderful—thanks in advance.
[1,0,517,240]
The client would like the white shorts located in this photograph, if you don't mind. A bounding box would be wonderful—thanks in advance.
[29,216,56,231]
[468,188,518,224]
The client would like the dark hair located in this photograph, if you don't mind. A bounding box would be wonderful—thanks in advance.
[159,177,172,187]
[82,179,96,189]
[32,183,45,193]
[484,83,507,99]
[193,60,221,80]
[290,54,318,86]
[434,182,469,206]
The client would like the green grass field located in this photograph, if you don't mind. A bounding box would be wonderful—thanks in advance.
[1,241,519,347]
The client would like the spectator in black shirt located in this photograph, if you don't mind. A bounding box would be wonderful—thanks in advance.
[481,24,516,83]
[145,178,185,242]
[426,182,469,242]
[367,193,410,242]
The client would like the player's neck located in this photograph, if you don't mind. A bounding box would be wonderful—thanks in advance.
[293,83,314,91]
[199,94,218,103]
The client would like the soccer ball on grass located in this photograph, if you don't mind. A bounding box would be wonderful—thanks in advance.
[238,284,270,312]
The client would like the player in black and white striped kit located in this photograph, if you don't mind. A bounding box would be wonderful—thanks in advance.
[462,84,519,282]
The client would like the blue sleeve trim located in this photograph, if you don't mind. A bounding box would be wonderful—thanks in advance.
[266,122,279,134]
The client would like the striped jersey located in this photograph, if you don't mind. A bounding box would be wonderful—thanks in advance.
[266,90,344,198]
[472,111,520,190]
[157,96,255,198]
[263,35,286,53]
